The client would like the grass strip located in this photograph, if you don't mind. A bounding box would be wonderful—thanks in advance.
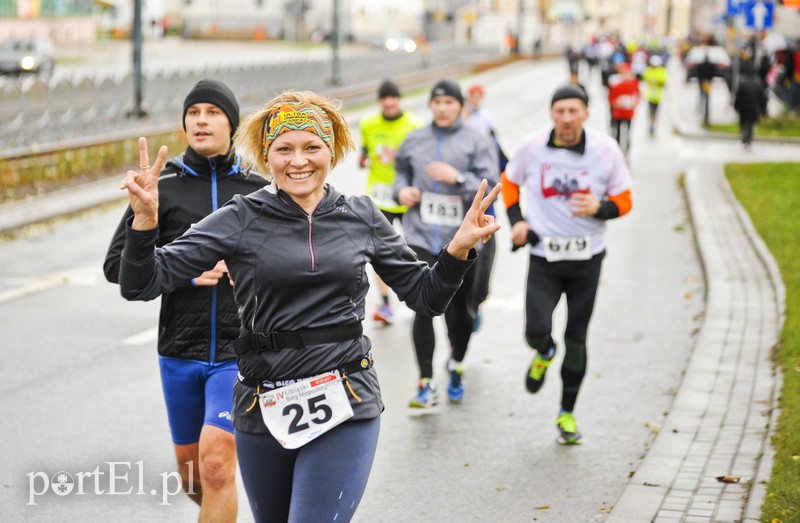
[725,162,800,522]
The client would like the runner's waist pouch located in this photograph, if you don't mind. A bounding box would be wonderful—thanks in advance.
[235,323,364,387]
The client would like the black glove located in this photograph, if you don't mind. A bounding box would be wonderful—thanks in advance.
[511,230,540,252]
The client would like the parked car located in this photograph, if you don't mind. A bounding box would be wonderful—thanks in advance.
[684,45,731,83]
[370,31,417,53]
[0,38,55,78]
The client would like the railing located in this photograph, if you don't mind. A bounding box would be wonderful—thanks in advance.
[0,43,501,158]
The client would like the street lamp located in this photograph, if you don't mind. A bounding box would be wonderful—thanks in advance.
[330,0,342,85]
[129,0,147,118]
[516,0,524,55]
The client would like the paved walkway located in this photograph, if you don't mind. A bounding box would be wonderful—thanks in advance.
[607,162,784,522]
[607,66,789,522]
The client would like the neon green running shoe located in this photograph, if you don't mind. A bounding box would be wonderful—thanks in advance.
[556,411,582,445]
[525,348,554,393]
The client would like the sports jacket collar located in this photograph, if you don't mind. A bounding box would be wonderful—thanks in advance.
[169,146,242,178]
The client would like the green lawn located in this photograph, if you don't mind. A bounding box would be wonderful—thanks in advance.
[708,116,800,138]
[725,162,800,522]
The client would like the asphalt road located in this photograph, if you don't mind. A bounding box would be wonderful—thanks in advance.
[0,58,709,521]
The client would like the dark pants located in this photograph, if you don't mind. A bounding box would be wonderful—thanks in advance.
[524,252,604,412]
[467,234,496,312]
[739,118,755,145]
[610,118,632,153]
[236,417,380,523]
[409,245,478,378]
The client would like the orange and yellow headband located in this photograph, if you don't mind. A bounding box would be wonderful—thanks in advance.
[262,102,334,160]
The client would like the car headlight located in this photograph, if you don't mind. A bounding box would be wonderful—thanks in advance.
[403,40,417,53]
[20,55,36,71]
[385,38,399,52]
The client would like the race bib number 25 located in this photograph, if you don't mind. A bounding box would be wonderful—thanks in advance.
[258,371,354,449]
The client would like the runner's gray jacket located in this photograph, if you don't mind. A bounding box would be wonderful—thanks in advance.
[392,118,499,254]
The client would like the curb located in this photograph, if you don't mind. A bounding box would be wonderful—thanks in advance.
[605,165,783,522]
[605,65,788,522]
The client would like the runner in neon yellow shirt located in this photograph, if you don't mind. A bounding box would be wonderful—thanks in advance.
[642,55,668,136]
[359,80,423,325]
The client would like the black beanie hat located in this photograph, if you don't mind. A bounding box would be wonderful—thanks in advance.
[183,79,240,134]
[378,79,401,99]
[550,84,589,107]
[430,79,464,105]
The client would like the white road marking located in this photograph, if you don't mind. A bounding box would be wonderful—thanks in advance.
[0,265,100,303]
[122,327,158,346]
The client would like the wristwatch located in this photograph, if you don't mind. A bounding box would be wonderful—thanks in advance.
[455,173,465,184]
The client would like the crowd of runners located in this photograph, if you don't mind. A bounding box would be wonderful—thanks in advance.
[105,53,637,519]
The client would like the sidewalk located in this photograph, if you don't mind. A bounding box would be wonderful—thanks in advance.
[606,65,791,522]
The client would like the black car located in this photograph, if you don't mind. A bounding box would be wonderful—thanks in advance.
[0,38,56,78]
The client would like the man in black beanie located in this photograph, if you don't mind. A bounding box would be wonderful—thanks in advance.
[104,78,267,521]
[182,78,240,137]
[429,78,465,106]
[393,78,499,408]
[501,83,632,446]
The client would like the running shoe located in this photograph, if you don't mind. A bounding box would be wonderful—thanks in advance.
[447,367,464,404]
[408,379,438,408]
[556,411,582,445]
[372,304,394,325]
[525,347,555,393]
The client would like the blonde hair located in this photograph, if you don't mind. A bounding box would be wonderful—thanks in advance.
[234,91,354,178]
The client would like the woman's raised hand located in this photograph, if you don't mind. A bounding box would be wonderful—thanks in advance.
[120,137,168,230]
[447,179,502,260]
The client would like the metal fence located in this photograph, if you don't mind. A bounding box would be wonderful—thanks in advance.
[0,44,501,158]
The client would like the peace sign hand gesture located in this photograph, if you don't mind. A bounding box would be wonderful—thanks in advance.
[120,136,168,231]
[446,179,502,260]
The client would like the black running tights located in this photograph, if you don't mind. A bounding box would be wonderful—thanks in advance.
[409,245,478,379]
[524,252,604,411]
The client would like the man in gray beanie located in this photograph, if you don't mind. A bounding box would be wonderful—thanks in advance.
[393,78,499,408]
[104,78,267,520]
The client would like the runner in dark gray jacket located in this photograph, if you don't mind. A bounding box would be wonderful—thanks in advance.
[117,90,501,523]
[393,79,500,407]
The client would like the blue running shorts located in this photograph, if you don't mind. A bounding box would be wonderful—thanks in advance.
[158,356,237,445]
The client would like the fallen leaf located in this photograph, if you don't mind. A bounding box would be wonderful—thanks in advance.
[645,421,661,434]
[495,485,508,492]
[598,507,612,513]
[534,505,550,510]
[791,455,800,461]
[715,475,741,483]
